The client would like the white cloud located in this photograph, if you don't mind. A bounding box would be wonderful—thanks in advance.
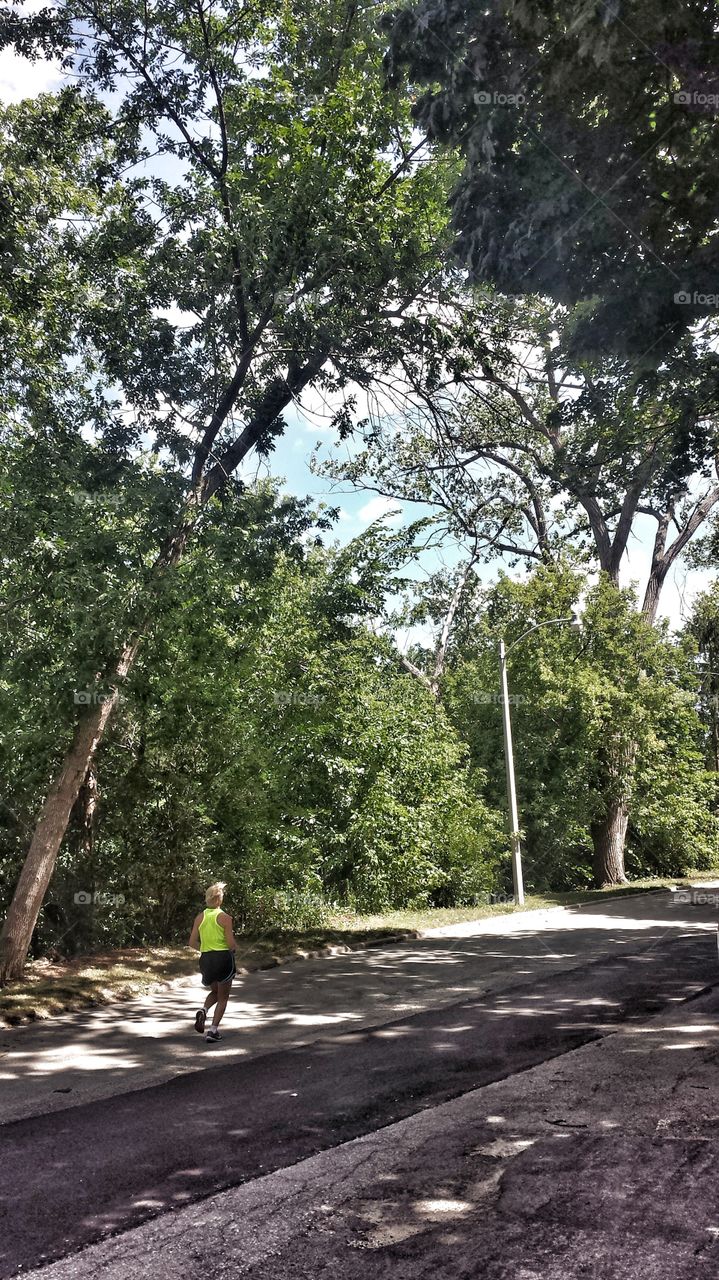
[0,47,62,103]
[357,495,403,525]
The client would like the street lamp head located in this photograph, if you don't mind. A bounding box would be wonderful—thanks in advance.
[569,607,583,633]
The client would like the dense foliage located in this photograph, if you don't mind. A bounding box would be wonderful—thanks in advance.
[0,0,488,977]
[442,566,718,889]
[387,0,719,360]
[0,471,502,951]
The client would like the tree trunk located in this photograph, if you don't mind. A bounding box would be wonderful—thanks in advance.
[591,800,631,886]
[78,765,99,857]
[0,637,140,982]
[589,729,637,888]
[0,506,191,984]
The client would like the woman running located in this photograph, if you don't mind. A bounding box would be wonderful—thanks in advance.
[188,881,236,1043]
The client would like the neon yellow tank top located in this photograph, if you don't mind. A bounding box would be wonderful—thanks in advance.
[198,907,229,952]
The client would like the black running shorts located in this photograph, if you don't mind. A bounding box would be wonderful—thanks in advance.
[199,949,236,988]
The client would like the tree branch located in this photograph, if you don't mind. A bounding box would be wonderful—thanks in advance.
[203,348,330,502]
[399,653,435,693]
[432,554,478,688]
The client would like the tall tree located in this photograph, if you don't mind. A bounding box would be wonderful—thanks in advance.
[0,0,481,979]
[318,295,719,882]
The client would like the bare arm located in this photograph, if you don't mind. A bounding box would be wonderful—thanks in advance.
[219,911,236,952]
[188,912,203,950]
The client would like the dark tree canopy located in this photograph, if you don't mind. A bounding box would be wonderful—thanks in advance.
[386,0,719,361]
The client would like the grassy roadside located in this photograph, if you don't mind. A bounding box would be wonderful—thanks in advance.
[0,873,713,1028]
[339,876,697,933]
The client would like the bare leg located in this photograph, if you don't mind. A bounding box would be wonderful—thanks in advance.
[212,978,232,1027]
[204,982,219,1013]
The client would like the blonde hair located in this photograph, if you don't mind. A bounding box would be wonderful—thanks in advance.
[205,881,226,907]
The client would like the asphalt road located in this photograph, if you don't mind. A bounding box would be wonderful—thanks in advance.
[2,891,715,1125]
[1,908,718,1277]
[28,981,719,1280]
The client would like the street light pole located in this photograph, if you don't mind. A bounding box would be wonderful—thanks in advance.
[498,613,582,906]
[499,637,524,905]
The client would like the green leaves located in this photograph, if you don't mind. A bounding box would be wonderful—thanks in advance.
[388,0,719,362]
[0,474,501,946]
[1,0,468,502]
[443,564,718,889]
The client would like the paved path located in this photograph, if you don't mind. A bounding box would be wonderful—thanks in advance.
[31,979,719,1280]
[1,889,718,1277]
[1,891,714,1125]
